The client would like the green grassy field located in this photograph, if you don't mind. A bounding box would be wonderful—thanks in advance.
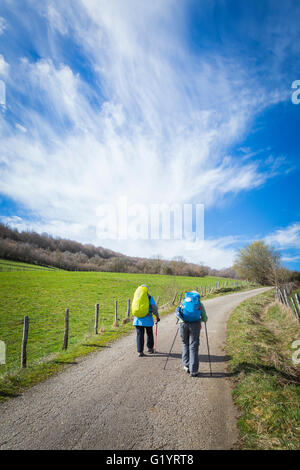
[0,268,247,400]
[0,259,60,272]
[226,290,300,450]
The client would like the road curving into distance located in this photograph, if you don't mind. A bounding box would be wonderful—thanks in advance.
[0,287,272,450]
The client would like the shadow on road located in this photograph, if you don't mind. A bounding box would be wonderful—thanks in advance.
[153,352,232,363]
[0,391,20,399]
[199,354,232,363]
[54,361,78,365]
[197,371,238,379]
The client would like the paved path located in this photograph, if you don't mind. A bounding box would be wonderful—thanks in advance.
[0,287,271,450]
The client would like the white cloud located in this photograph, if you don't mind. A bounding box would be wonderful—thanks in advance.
[46,5,69,35]
[0,17,6,35]
[0,1,292,267]
[0,54,9,77]
[0,215,90,242]
[106,237,240,270]
[265,223,300,250]
[15,123,27,133]
[282,255,300,263]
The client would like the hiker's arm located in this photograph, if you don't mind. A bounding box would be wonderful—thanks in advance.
[175,306,184,322]
[201,302,208,322]
[150,297,160,321]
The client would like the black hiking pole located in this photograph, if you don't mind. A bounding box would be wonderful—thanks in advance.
[163,295,184,370]
[204,322,212,377]
[163,319,179,370]
[154,321,158,353]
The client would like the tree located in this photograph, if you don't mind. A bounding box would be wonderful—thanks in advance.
[234,241,281,286]
[150,254,163,274]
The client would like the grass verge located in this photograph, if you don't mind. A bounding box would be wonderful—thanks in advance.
[226,290,300,450]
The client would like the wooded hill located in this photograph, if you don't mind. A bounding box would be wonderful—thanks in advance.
[0,223,237,278]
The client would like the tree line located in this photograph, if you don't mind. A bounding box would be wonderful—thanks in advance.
[0,223,237,277]
[2,223,297,284]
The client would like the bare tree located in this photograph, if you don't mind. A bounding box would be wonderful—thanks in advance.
[234,241,281,286]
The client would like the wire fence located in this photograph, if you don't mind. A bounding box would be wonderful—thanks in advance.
[275,285,300,322]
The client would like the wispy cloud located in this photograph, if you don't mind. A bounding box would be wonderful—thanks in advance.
[0,54,9,77]
[0,0,297,267]
[265,223,300,250]
[0,17,6,35]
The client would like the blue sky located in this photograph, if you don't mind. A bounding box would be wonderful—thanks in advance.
[0,0,299,270]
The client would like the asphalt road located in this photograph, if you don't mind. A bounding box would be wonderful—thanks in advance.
[0,287,271,450]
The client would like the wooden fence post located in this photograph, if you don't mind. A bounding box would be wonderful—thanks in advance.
[127,298,131,318]
[21,316,29,368]
[172,291,178,305]
[278,288,285,305]
[62,309,69,351]
[113,301,119,327]
[94,304,99,334]
[122,299,131,325]
[283,289,290,308]
[295,294,300,319]
[290,298,299,320]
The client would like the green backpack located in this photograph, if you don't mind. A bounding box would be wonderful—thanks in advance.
[132,285,150,318]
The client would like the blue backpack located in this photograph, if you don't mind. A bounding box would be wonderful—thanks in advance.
[182,292,202,322]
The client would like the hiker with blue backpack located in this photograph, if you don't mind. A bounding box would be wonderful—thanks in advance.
[132,285,160,357]
[175,291,208,377]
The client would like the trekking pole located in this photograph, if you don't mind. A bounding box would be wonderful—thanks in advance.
[154,321,158,353]
[204,322,212,377]
[163,296,184,370]
[163,319,179,370]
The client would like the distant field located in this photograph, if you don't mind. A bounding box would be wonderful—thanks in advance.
[0,259,60,272]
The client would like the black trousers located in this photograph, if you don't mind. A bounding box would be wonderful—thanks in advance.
[136,326,154,353]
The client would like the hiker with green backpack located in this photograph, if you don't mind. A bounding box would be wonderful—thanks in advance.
[175,291,208,377]
[132,285,160,357]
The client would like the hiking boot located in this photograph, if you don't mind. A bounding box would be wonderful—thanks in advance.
[190,372,199,377]
[147,348,154,354]
[138,352,145,357]
[183,366,189,373]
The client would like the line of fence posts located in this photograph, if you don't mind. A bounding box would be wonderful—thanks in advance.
[275,286,300,322]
